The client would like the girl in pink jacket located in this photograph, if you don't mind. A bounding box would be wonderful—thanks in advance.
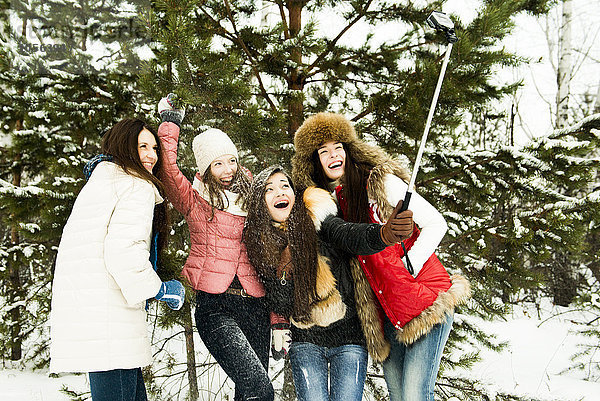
[157,95,273,401]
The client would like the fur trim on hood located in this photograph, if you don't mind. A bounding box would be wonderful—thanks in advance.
[292,112,411,189]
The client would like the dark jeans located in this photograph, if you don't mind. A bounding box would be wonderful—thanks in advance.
[194,291,273,401]
[88,368,147,401]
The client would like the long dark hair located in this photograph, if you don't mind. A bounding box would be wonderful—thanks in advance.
[243,167,319,322]
[309,143,372,223]
[201,164,251,219]
[310,149,334,191]
[101,118,169,254]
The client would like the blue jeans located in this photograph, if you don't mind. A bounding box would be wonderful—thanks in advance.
[88,368,147,401]
[289,342,368,401]
[194,291,273,401]
[382,312,453,401]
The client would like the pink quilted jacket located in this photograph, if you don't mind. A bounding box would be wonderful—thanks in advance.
[157,122,265,297]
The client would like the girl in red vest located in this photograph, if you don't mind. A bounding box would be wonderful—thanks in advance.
[291,112,470,401]
[156,95,273,401]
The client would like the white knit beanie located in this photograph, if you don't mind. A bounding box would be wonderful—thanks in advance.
[192,128,239,175]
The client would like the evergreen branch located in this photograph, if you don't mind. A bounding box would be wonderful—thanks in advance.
[221,0,278,112]
[535,305,592,327]
[307,75,405,87]
[194,3,274,101]
[449,196,585,244]
[0,178,73,200]
[351,106,375,122]
[419,156,497,186]
[194,6,237,43]
[305,41,423,80]
[274,0,290,40]
[304,0,374,76]
[24,276,53,302]
[152,361,218,375]
[549,112,600,139]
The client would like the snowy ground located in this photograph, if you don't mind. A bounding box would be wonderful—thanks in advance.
[0,369,87,401]
[465,304,599,401]
[1,304,599,401]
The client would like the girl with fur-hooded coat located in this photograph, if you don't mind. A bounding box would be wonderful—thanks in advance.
[156,95,273,401]
[243,166,412,401]
[291,112,471,401]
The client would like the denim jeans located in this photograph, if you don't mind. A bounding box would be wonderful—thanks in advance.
[382,312,453,401]
[289,342,368,401]
[88,368,147,401]
[194,291,273,401]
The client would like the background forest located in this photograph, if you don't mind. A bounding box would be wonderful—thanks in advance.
[1,0,599,400]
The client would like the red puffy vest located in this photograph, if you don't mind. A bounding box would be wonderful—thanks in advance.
[336,186,451,329]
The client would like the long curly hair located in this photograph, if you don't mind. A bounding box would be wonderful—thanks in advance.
[201,164,252,219]
[243,166,319,323]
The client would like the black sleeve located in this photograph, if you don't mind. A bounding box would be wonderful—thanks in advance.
[319,215,387,256]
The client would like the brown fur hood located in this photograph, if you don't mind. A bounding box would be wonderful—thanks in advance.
[292,112,411,189]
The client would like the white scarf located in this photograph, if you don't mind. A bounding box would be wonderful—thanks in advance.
[191,177,247,217]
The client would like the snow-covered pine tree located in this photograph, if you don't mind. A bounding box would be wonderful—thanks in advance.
[0,5,72,367]
[0,0,151,368]
[140,1,570,400]
[551,113,600,381]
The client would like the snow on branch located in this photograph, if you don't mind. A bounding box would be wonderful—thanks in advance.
[549,113,600,138]
[0,178,71,199]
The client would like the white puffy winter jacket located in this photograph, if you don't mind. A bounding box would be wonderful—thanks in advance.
[49,162,163,373]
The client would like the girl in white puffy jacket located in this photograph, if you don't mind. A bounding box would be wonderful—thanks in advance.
[50,118,185,401]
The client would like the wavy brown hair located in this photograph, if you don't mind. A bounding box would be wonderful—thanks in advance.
[101,118,169,254]
[201,164,251,220]
[243,167,319,323]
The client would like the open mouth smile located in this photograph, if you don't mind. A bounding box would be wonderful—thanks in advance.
[328,161,343,169]
[274,200,289,209]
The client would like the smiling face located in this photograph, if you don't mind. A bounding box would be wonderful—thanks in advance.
[265,172,296,223]
[137,128,158,173]
[210,154,238,187]
[317,141,346,180]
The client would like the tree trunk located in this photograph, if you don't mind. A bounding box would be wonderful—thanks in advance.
[594,78,600,114]
[555,0,572,129]
[548,253,578,307]
[279,358,296,400]
[9,123,23,361]
[287,0,305,138]
[183,302,199,400]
